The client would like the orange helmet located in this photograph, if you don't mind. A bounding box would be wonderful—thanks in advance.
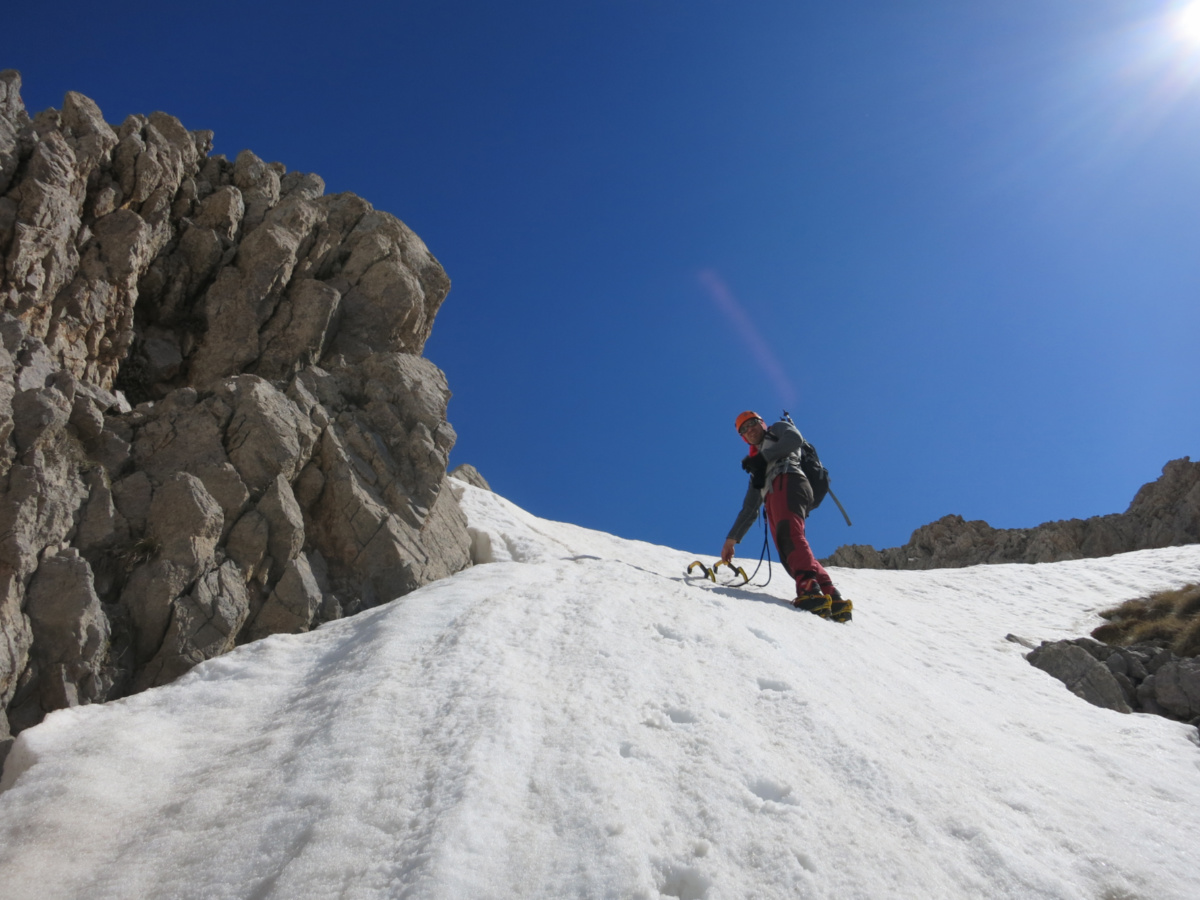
[734,411,763,434]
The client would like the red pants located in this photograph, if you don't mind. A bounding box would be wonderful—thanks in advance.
[764,473,834,596]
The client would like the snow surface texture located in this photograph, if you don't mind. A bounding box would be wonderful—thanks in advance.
[2,482,1200,900]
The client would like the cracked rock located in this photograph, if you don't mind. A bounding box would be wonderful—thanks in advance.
[0,72,474,735]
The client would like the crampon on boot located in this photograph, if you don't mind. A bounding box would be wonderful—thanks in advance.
[830,595,853,623]
[792,581,832,618]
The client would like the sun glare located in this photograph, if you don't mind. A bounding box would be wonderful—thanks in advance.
[1175,2,1200,45]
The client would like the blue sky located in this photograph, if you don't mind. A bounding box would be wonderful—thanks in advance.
[6,0,1200,560]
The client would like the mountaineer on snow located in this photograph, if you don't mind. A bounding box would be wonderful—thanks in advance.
[721,411,852,622]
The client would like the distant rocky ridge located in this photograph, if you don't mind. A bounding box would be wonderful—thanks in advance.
[824,457,1200,570]
[0,71,475,756]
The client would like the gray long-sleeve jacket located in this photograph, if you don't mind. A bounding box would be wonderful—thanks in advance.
[725,419,809,543]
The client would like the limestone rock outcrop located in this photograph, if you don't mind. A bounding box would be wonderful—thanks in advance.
[450,463,492,491]
[0,71,472,757]
[825,457,1200,570]
[1026,637,1200,726]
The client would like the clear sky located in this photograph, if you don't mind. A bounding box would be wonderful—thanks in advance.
[5,0,1199,559]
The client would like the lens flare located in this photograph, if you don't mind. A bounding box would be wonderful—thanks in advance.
[698,269,797,409]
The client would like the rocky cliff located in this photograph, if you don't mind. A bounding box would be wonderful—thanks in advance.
[825,457,1200,570]
[0,71,473,757]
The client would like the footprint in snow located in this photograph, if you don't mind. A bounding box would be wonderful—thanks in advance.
[654,859,713,900]
[747,777,800,811]
[756,678,791,693]
[655,623,686,642]
[747,627,778,646]
[643,706,698,729]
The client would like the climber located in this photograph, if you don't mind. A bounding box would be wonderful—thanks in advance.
[720,411,852,622]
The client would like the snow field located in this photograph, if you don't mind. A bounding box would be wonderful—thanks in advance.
[1,483,1198,899]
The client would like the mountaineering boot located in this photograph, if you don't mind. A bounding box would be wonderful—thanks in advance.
[792,580,832,618]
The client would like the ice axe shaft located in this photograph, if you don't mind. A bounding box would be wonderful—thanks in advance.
[828,487,853,527]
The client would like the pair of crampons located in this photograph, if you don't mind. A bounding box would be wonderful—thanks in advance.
[686,560,748,585]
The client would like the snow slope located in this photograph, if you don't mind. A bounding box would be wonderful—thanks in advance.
[2,482,1199,900]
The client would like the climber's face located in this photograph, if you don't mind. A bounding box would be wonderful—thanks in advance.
[739,418,765,445]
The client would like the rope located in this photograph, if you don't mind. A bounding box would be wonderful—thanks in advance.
[741,511,773,588]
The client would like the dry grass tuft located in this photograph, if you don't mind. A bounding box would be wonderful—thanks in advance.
[1127,618,1181,645]
[1174,585,1200,618]
[1091,583,1200,657]
[1089,622,1125,644]
[1098,596,1169,622]
[1174,615,1200,658]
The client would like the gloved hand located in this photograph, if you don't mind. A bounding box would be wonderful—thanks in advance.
[741,454,767,489]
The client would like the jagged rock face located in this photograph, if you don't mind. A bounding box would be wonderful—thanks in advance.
[825,457,1200,570]
[0,71,472,749]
